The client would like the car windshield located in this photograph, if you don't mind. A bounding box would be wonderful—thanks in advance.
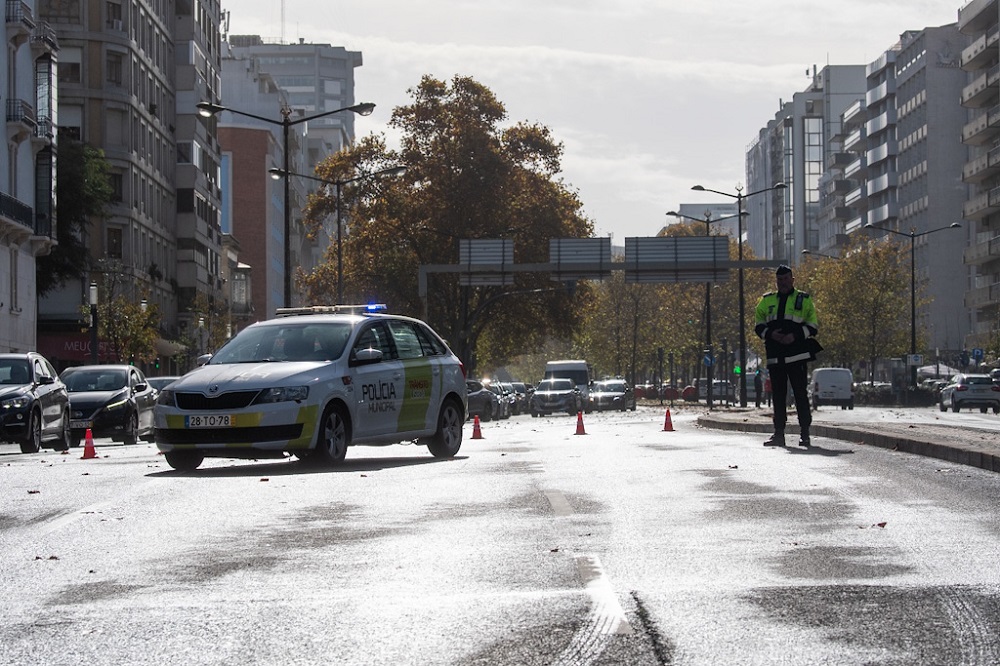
[0,360,30,385]
[63,369,126,392]
[538,379,573,391]
[597,381,626,392]
[210,322,354,363]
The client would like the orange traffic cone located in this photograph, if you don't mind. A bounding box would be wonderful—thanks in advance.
[471,415,484,440]
[662,408,674,432]
[575,411,587,435]
[81,428,97,459]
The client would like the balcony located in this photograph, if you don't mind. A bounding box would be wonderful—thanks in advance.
[962,68,999,108]
[867,202,899,226]
[962,25,1000,70]
[962,105,1000,145]
[842,99,866,127]
[5,0,34,47]
[6,98,35,142]
[845,186,865,207]
[29,20,56,53]
[866,140,897,167]
[965,281,1000,310]
[843,126,866,152]
[867,172,899,197]
[0,190,33,244]
[866,108,897,137]
[845,155,867,179]
[866,78,896,107]
[964,234,1000,266]
[959,0,999,35]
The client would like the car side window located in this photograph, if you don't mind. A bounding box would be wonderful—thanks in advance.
[386,321,423,360]
[352,322,397,361]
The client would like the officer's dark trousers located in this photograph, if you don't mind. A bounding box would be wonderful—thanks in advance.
[768,361,811,434]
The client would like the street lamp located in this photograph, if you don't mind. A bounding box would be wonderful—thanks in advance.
[197,100,376,308]
[691,182,787,406]
[666,209,748,409]
[801,249,839,259]
[865,221,961,390]
[269,165,407,304]
[89,281,99,363]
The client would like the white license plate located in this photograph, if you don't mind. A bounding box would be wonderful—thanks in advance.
[70,420,91,430]
[184,414,233,428]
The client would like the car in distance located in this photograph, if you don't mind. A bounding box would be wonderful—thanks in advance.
[486,381,512,420]
[589,379,637,412]
[0,352,71,453]
[530,378,582,417]
[466,379,498,422]
[60,364,158,446]
[509,381,529,414]
[809,367,854,410]
[938,373,1000,413]
[153,305,467,471]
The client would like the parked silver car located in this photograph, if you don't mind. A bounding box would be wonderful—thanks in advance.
[530,378,582,417]
[938,373,1000,413]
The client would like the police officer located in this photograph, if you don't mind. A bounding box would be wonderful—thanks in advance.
[754,264,820,447]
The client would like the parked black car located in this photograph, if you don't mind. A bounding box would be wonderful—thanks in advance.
[60,364,157,446]
[0,353,71,453]
[589,379,637,412]
[466,379,499,422]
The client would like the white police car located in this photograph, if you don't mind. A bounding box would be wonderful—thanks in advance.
[154,305,467,471]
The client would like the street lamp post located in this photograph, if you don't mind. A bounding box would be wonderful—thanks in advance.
[666,209,748,409]
[269,165,407,304]
[197,100,376,308]
[89,281,99,363]
[691,183,787,406]
[801,249,839,260]
[865,222,961,390]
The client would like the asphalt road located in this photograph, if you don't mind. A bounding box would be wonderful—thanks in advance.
[2,407,999,665]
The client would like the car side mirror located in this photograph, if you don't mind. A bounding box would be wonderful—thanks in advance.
[37,375,54,385]
[350,347,384,366]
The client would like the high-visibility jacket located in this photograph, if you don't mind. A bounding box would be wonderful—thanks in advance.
[754,288,819,366]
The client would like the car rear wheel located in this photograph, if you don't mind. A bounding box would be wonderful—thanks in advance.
[952,398,960,413]
[426,397,463,458]
[981,407,988,414]
[480,403,493,422]
[307,403,349,465]
[19,411,42,454]
[164,450,204,471]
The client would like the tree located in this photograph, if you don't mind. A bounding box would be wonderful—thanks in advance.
[37,139,115,296]
[300,75,593,374]
[801,235,909,379]
[85,260,158,365]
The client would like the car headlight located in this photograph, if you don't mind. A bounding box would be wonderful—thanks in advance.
[103,398,129,412]
[1,395,29,410]
[254,386,309,404]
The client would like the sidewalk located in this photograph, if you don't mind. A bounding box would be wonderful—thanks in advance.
[695,406,1000,474]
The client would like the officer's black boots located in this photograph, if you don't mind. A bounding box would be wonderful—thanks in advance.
[763,432,786,447]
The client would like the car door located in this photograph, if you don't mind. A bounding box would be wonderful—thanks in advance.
[130,368,157,433]
[32,356,64,438]
[350,321,404,438]
[384,319,435,435]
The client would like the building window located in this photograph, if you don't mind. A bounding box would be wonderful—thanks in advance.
[58,46,82,84]
[108,227,123,259]
[106,0,123,30]
[109,173,124,202]
[107,52,123,85]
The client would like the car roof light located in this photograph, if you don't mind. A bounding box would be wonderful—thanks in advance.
[275,303,389,317]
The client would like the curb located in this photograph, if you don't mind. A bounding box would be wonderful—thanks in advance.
[697,415,1000,474]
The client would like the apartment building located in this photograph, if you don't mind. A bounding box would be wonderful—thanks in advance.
[746,65,867,263]
[959,0,1000,347]
[0,0,57,352]
[35,0,227,371]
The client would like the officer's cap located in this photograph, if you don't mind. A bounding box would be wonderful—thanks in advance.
[775,264,793,276]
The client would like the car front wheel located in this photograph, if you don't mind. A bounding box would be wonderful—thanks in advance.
[426,397,463,458]
[164,450,204,472]
[52,408,70,452]
[19,411,42,454]
[124,411,139,445]
[307,403,349,465]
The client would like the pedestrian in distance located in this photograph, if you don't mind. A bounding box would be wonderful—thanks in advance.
[754,264,821,448]
[763,374,772,407]
[753,370,763,408]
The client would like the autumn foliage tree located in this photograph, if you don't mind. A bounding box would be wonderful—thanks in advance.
[300,75,593,373]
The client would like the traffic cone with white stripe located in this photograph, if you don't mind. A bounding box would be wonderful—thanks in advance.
[575,411,587,435]
[662,408,674,432]
[471,415,484,439]
[81,428,97,459]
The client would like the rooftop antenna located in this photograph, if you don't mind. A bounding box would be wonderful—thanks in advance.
[281,0,286,44]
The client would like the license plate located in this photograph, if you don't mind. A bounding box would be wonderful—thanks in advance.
[70,420,91,429]
[184,414,233,428]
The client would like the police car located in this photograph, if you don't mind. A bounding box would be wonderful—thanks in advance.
[153,305,467,471]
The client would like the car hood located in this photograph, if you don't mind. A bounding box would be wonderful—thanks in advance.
[67,389,127,409]
[0,384,31,398]
[534,390,575,397]
[170,362,332,392]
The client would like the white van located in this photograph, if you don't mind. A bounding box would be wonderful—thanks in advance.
[544,359,594,412]
[809,367,854,410]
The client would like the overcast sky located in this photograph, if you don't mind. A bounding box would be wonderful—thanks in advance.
[224,1,961,242]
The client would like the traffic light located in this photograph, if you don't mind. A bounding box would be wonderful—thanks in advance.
[155,357,160,370]
[733,364,741,375]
